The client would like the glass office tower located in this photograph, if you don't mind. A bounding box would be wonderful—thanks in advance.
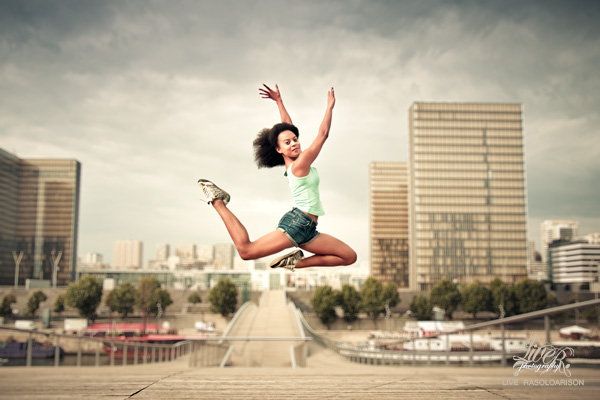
[408,103,528,291]
[369,162,409,288]
[0,149,81,286]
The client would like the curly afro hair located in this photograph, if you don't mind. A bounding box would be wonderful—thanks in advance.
[252,123,299,168]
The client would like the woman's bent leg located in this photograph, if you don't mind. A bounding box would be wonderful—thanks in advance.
[212,199,293,260]
[296,233,357,268]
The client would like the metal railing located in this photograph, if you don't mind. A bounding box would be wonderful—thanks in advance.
[0,325,192,367]
[295,298,600,367]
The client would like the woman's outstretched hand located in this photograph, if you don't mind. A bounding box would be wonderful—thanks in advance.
[327,87,335,109]
[259,83,282,102]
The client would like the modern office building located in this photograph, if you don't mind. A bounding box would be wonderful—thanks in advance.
[369,162,409,288]
[213,243,235,269]
[0,149,81,286]
[113,240,143,269]
[540,220,579,262]
[156,244,170,261]
[549,239,600,291]
[408,102,528,291]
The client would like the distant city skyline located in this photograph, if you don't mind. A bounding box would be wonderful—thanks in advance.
[1,1,598,269]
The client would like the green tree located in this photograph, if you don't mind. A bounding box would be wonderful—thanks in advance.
[360,276,386,327]
[338,284,361,322]
[0,293,17,318]
[430,279,461,320]
[208,279,238,318]
[25,290,48,317]
[490,278,518,317]
[382,281,401,310]
[514,278,548,314]
[148,288,173,317]
[582,305,600,324]
[311,285,339,329]
[53,293,66,315]
[409,294,433,320]
[547,294,568,324]
[460,281,492,319]
[106,282,137,319]
[135,276,165,333]
[188,292,202,304]
[65,275,103,322]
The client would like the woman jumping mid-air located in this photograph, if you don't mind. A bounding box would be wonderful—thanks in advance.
[198,84,356,271]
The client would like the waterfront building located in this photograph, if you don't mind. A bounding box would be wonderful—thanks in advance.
[408,102,528,291]
[0,149,81,286]
[369,162,409,288]
[540,220,579,262]
[549,238,600,292]
[113,240,143,269]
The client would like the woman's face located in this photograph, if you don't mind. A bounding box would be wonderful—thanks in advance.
[276,130,301,159]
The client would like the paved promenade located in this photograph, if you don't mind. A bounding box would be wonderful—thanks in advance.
[1,352,599,400]
[1,290,598,399]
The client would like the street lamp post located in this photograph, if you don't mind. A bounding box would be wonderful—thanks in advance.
[51,250,62,288]
[12,251,23,289]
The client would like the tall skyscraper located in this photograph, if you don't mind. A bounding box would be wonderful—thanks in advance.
[113,240,143,269]
[369,162,409,288]
[156,243,170,261]
[213,243,235,269]
[540,220,579,262]
[175,244,197,266]
[408,102,528,291]
[0,149,81,286]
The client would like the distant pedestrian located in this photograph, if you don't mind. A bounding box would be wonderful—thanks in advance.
[198,84,356,271]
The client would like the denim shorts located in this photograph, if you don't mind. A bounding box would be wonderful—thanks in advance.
[277,208,319,247]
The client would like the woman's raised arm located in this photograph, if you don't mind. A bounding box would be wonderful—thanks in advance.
[259,84,292,124]
[292,87,335,177]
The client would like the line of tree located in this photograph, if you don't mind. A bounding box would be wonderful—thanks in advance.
[311,277,400,329]
[61,275,172,323]
[409,277,554,320]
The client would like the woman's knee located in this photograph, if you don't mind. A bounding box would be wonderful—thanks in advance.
[343,249,357,265]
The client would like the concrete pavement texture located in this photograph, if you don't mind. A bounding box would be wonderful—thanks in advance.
[2,290,598,399]
[1,357,599,400]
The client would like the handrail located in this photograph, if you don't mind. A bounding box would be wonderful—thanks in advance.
[293,296,600,367]
[400,297,600,341]
[219,300,254,343]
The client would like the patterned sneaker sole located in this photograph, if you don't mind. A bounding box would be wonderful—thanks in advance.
[270,249,304,269]
[197,179,230,205]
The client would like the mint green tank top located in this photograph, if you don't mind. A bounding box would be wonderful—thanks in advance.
[284,164,325,216]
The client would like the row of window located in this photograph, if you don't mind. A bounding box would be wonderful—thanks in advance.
[412,111,521,121]
[415,213,525,223]
[415,239,527,249]
[414,187,524,197]
[416,162,523,171]
[415,170,524,180]
[414,179,524,188]
[412,120,522,129]
[414,136,523,147]
[414,153,525,163]
[414,145,523,155]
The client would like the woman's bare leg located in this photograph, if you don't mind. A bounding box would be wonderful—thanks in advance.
[296,233,357,268]
[211,199,293,260]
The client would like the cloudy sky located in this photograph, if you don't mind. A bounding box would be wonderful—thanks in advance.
[1,0,599,267]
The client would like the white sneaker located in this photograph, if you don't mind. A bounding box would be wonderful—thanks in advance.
[197,179,230,206]
[269,249,304,272]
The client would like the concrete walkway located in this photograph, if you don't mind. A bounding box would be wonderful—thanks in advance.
[226,290,301,367]
[1,357,599,399]
[1,290,599,399]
